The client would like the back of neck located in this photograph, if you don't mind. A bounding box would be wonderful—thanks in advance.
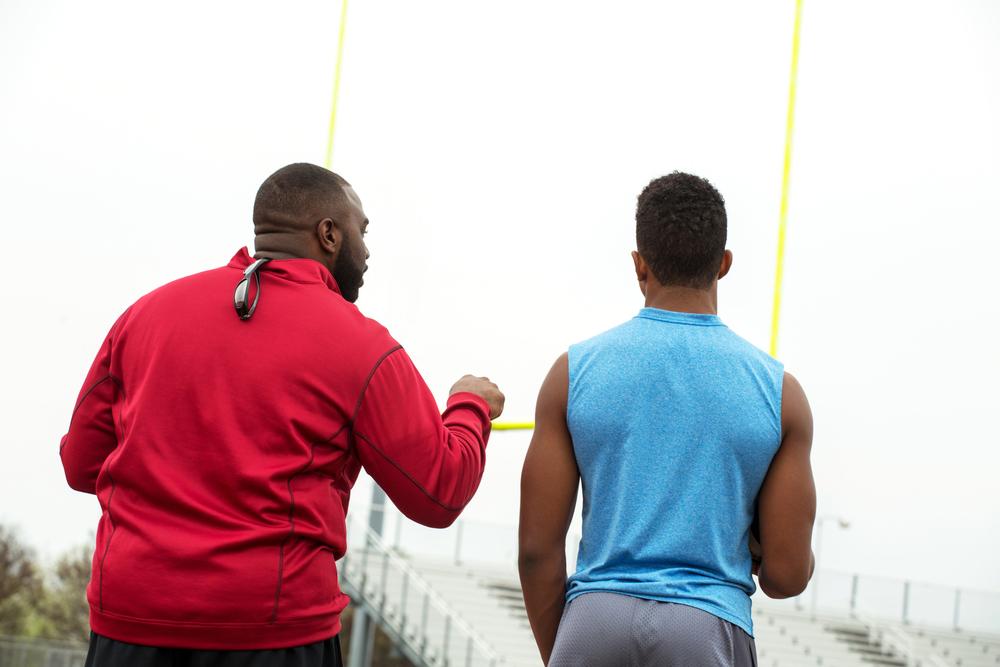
[644,284,718,315]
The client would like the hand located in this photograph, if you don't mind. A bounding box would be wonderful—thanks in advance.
[450,375,505,420]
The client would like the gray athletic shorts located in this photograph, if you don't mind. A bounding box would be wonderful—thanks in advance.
[549,592,757,667]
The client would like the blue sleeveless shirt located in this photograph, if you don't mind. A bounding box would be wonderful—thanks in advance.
[565,308,784,636]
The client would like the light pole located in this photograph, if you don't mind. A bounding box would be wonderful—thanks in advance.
[810,515,850,615]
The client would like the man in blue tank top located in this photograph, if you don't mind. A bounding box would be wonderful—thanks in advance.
[519,172,816,666]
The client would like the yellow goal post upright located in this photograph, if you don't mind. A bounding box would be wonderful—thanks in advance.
[770,0,805,359]
[321,0,806,429]
[491,1,807,425]
[324,0,350,170]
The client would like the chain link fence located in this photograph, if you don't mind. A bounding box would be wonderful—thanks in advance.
[0,636,87,667]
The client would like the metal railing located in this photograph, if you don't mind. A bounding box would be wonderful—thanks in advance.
[339,517,502,667]
[788,569,1000,635]
[362,498,1000,637]
[0,636,87,667]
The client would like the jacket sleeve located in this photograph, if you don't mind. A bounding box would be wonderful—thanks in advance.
[60,318,126,494]
[351,347,491,528]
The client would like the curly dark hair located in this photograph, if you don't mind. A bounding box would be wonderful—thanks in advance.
[635,172,727,289]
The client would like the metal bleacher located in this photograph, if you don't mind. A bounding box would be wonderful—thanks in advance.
[341,513,1000,667]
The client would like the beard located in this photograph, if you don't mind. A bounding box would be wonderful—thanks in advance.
[333,259,364,303]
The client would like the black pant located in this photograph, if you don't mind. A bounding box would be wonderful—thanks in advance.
[85,633,343,667]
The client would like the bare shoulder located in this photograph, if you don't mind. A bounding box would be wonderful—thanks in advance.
[538,353,569,411]
[781,371,813,444]
[551,352,569,378]
[522,352,577,494]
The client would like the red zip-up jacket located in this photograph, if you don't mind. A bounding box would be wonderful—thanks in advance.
[59,248,491,649]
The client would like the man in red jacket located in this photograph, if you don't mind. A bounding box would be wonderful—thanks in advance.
[61,163,504,667]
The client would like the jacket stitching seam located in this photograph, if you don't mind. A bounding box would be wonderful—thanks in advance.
[61,374,124,452]
[97,375,126,613]
[346,345,404,458]
[352,431,464,513]
[270,423,349,623]
[71,375,113,415]
[98,475,115,613]
[93,605,342,628]
[351,346,404,423]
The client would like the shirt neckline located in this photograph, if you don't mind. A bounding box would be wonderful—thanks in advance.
[636,307,725,327]
[227,247,341,295]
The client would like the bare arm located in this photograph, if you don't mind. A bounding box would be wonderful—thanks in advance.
[518,353,578,665]
[757,371,817,598]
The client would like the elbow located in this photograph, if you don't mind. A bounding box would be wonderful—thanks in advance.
[517,553,545,576]
[400,504,462,530]
[386,480,472,529]
[60,452,96,494]
[759,580,806,600]
[518,541,565,575]
[64,471,96,494]
[426,512,460,530]
[758,566,812,599]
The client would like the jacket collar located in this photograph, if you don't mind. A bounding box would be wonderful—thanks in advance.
[227,247,341,294]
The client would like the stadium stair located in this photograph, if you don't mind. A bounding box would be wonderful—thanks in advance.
[340,530,1000,667]
[339,521,506,667]
[879,622,1000,667]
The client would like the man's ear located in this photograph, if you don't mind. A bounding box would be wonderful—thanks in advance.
[718,249,733,280]
[632,251,648,297]
[316,217,342,260]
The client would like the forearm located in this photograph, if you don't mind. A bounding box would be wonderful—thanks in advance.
[759,548,815,599]
[60,437,100,494]
[519,552,568,665]
[353,422,486,527]
[435,392,492,506]
[353,351,492,528]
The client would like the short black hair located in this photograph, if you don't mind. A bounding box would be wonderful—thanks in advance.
[253,163,350,223]
[635,172,727,288]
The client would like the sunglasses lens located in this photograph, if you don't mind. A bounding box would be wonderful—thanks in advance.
[234,278,251,318]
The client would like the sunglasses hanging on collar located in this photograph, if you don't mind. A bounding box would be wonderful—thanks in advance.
[233,258,271,321]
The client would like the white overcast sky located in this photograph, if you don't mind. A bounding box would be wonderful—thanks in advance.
[1,0,998,599]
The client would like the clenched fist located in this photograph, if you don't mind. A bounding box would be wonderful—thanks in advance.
[450,375,505,420]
